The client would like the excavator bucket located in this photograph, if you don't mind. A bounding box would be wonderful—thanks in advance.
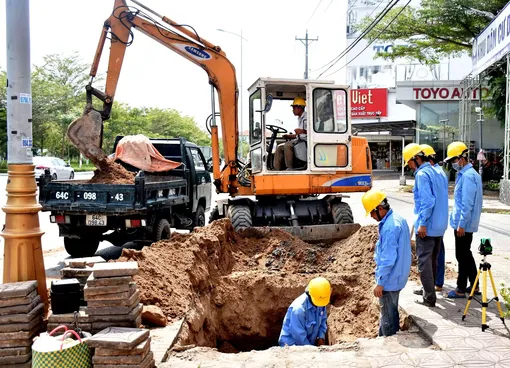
[239,223,361,244]
[67,110,109,170]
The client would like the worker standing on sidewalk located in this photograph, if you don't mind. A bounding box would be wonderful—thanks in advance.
[444,141,483,299]
[278,277,330,346]
[362,189,411,336]
[403,143,448,308]
[421,144,448,291]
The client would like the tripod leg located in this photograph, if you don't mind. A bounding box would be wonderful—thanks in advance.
[463,269,481,321]
[482,269,488,331]
[488,269,506,324]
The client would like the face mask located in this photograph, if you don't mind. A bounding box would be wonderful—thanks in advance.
[452,162,461,171]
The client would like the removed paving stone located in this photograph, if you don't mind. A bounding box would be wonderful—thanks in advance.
[46,307,91,333]
[65,256,106,268]
[85,264,141,333]
[88,327,154,368]
[86,274,133,288]
[0,281,43,366]
[92,261,139,278]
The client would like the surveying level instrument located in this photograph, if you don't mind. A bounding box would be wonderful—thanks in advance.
[462,238,506,332]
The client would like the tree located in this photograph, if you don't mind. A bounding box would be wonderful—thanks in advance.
[357,0,509,122]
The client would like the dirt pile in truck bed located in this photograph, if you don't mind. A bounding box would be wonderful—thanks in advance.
[118,219,384,349]
[89,160,136,184]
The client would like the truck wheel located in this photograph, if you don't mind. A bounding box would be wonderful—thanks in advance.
[64,237,100,258]
[154,219,171,241]
[227,205,252,231]
[208,206,221,224]
[193,205,206,228]
[331,202,354,224]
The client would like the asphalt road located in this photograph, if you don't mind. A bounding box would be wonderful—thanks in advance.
[0,174,509,287]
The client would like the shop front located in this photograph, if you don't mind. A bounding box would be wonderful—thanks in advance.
[396,81,504,161]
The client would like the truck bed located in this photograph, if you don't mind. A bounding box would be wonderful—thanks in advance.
[40,175,189,215]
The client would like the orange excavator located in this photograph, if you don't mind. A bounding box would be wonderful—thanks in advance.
[69,0,373,242]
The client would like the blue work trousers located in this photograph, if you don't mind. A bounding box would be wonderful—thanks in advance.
[378,290,400,337]
[435,240,445,287]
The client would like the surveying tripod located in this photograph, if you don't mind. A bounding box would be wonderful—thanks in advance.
[462,239,506,332]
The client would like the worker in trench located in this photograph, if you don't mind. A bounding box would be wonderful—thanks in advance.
[362,189,411,336]
[403,143,448,308]
[278,277,331,347]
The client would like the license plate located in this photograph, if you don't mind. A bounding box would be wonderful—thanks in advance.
[86,214,107,226]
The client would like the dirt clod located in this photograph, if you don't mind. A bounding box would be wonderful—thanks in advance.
[142,305,167,327]
[89,160,136,184]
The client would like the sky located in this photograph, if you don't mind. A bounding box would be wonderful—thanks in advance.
[0,0,348,136]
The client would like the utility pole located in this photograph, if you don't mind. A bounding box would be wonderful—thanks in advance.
[296,30,318,79]
[2,0,48,309]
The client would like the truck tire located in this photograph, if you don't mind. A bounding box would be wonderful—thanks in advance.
[227,205,252,231]
[193,205,206,228]
[331,202,354,224]
[208,206,221,224]
[64,237,100,258]
[154,218,171,241]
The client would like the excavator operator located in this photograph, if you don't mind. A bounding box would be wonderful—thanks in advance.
[274,97,308,171]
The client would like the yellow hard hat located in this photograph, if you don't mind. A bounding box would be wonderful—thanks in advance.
[420,144,436,156]
[291,97,306,107]
[361,189,387,217]
[307,277,331,307]
[403,143,424,165]
[445,141,468,162]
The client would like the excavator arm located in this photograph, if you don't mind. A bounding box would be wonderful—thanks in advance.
[69,0,239,193]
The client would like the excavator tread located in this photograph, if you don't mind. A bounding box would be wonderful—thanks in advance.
[228,205,252,231]
[331,202,354,224]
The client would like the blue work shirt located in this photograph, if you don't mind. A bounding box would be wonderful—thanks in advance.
[375,209,412,291]
[278,293,327,346]
[413,162,448,237]
[450,163,483,233]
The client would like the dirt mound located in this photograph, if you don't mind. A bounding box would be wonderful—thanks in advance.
[118,220,384,349]
[89,160,136,184]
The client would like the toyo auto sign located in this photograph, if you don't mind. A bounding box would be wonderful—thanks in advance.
[411,87,489,100]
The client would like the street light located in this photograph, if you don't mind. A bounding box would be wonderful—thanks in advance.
[217,28,248,159]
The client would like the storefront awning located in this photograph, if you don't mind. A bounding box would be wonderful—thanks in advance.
[353,120,416,136]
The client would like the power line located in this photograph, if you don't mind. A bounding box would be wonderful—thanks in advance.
[307,0,324,25]
[310,0,386,73]
[315,0,400,78]
[322,0,412,78]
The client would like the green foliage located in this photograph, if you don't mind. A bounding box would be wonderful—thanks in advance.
[357,0,507,64]
[0,53,210,161]
[500,283,510,317]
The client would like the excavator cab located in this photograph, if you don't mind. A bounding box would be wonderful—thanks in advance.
[248,78,352,177]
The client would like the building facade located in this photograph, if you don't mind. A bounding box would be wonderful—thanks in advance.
[344,0,505,166]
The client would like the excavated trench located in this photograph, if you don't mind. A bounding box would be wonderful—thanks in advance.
[119,219,417,353]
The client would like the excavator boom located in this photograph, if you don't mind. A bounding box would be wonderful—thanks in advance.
[69,0,239,191]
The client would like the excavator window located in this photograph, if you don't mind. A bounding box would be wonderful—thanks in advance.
[249,90,262,145]
[312,89,348,134]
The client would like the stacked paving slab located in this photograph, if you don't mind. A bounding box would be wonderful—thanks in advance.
[60,256,106,306]
[47,307,91,333]
[85,262,142,334]
[0,281,44,368]
[87,327,154,368]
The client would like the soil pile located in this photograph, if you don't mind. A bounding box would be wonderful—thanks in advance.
[118,220,383,350]
[89,160,136,184]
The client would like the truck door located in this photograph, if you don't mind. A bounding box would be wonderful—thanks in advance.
[187,147,211,212]
[308,85,352,171]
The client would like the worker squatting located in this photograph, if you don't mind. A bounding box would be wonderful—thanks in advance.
[278,141,482,345]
